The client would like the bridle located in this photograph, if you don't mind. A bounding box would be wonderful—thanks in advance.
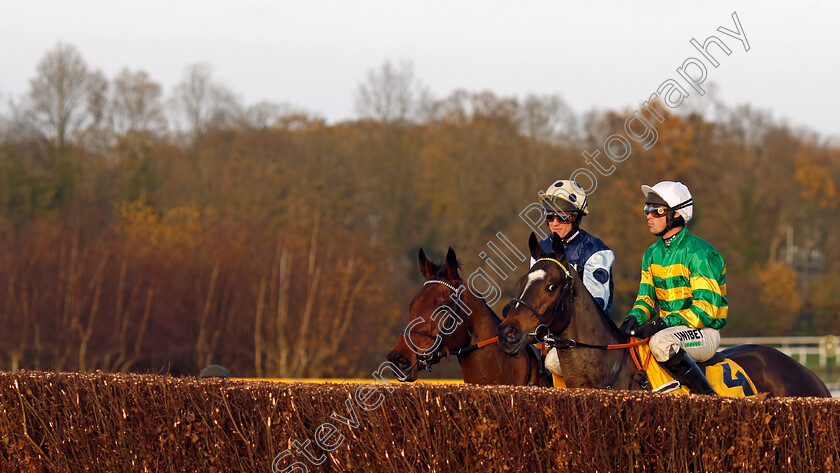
[404,279,491,371]
[507,257,574,339]
[403,279,550,385]
[406,279,548,386]
[402,279,458,358]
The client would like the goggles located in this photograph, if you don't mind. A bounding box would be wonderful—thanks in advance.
[643,205,668,217]
[546,212,577,223]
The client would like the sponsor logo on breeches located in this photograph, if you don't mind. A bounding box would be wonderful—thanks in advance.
[674,329,704,348]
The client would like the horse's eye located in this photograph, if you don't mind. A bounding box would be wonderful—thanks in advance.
[546,284,557,292]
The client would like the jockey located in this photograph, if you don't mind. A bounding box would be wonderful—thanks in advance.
[619,181,727,395]
[536,180,615,384]
[537,179,615,314]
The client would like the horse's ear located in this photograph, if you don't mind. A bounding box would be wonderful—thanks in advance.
[528,232,544,260]
[418,248,436,280]
[444,247,460,280]
[551,232,567,259]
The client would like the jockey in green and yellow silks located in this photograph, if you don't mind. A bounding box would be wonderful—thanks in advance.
[627,227,727,332]
[620,181,727,395]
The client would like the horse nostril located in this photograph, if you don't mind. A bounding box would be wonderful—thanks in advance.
[388,353,409,369]
[505,326,518,340]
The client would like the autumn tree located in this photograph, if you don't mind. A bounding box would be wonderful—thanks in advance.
[168,63,241,138]
[354,59,430,124]
[25,43,102,153]
[111,68,168,138]
[519,93,578,145]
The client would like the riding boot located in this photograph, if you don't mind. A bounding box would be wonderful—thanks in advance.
[662,348,717,396]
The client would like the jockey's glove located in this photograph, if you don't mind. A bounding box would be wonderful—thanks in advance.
[631,317,668,339]
[619,315,640,335]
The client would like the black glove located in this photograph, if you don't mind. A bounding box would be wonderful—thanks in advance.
[632,317,668,339]
[619,316,639,335]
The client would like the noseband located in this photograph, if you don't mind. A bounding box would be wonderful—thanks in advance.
[508,257,574,338]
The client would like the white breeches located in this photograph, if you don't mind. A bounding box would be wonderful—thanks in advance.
[649,326,720,363]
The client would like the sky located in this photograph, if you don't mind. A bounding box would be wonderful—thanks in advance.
[1,0,839,139]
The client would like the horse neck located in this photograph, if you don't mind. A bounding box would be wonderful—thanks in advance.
[456,289,533,385]
[459,291,499,344]
[563,276,624,345]
[557,276,636,389]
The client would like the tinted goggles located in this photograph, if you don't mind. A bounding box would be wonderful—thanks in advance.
[643,205,668,217]
[546,212,577,223]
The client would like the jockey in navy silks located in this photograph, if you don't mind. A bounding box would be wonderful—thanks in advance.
[534,180,615,382]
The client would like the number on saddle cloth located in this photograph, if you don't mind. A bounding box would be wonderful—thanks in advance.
[700,355,758,397]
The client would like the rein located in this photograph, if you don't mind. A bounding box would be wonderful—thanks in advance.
[417,335,500,365]
[536,328,649,350]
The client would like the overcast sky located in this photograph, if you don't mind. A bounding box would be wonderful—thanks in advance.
[1,1,838,139]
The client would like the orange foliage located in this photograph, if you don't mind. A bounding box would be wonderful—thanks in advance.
[794,150,837,208]
[115,200,205,259]
[755,262,802,334]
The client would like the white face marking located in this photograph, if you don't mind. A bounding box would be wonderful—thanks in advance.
[515,269,547,309]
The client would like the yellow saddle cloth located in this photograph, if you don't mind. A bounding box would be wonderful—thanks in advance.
[634,343,759,397]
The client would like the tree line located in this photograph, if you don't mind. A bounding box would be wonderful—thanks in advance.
[0,43,837,377]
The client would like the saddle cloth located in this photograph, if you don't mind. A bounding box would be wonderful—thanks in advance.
[635,344,758,397]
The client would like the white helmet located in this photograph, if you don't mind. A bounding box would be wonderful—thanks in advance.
[641,181,693,223]
[540,180,589,215]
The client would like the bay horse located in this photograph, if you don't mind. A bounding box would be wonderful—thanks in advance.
[496,232,831,397]
[386,248,549,386]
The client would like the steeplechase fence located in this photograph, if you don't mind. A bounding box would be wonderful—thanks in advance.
[1,370,839,472]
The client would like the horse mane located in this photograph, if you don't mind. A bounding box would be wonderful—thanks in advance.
[542,250,626,341]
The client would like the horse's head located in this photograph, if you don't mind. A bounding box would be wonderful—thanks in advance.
[386,247,471,381]
[497,232,575,355]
